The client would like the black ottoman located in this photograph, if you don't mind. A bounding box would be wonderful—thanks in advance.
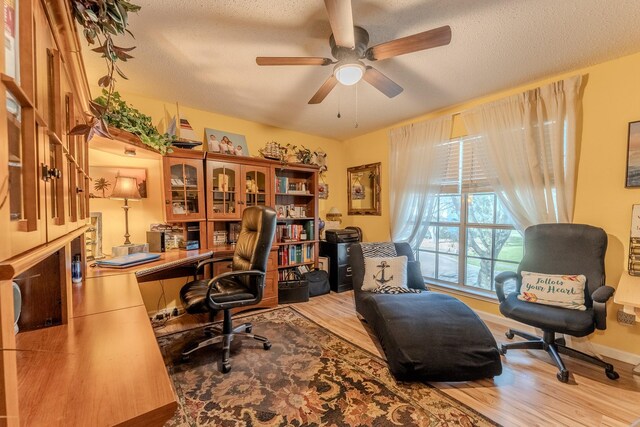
[365,292,503,381]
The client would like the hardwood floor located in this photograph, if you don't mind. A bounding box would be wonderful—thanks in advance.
[157,291,640,427]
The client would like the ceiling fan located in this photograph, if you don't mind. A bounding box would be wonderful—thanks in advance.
[256,0,452,104]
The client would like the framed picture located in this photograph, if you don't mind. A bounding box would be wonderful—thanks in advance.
[205,127,249,156]
[89,166,147,199]
[626,121,640,187]
[317,256,329,273]
[318,182,329,199]
[631,205,640,238]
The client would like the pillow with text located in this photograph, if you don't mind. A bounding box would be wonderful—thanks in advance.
[518,271,586,310]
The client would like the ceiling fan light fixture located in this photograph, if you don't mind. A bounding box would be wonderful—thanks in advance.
[334,61,365,86]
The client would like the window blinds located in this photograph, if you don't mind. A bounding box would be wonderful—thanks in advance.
[438,135,493,194]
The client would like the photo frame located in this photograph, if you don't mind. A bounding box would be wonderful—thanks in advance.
[318,182,329,199]
[205,127,249,156]
[631,204,640,238]
[625,121,640,187]
[89,166,147,199]
[317,256,329,274]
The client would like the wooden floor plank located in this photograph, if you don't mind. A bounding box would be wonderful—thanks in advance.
[159,290,640,427]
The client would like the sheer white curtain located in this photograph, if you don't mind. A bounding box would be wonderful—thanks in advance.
[389,116,452,248]
[462,75,583,231]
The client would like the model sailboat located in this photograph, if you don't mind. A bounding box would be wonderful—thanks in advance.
[163,103,202,149]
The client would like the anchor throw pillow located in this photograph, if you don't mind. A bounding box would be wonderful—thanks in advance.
[362,256,408,292]
[518,271,587,311]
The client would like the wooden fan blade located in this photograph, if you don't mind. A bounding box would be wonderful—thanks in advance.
[324,0,355,49]
[366,25,451,61]
[256,57,333,66]
[309,75,338,104]
[363,66,403,98]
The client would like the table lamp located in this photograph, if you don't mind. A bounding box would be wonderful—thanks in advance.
[326,206,343,224]
[110,175,141,245]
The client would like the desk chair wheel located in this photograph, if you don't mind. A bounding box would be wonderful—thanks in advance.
[246,326,252,333]
[505,331,514,340]
[222,362,231,374]
[263,342,272,350]
[606,368,620,380]
[499,344,507,355]
[557,369,569,383]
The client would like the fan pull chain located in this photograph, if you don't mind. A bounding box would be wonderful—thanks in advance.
[337,84,342,118]
[354,83,359,128]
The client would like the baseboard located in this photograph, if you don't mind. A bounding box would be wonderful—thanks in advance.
[475,309,640,367]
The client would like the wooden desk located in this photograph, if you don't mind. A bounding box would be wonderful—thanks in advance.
[614,272,640,375]
[86,249,214,280]
[15,305,176,426]
[10,252,224,426]
[72,273,144,318]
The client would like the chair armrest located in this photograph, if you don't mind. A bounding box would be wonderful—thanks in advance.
[591,285,615,303]
[495,271,518,303]
[592,285,615,330]
[192,256,234,280]
[206,270,266,309]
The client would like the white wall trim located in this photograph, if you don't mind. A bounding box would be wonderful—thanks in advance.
[476,309,640,366]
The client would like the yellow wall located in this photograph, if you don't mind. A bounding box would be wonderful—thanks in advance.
[343,52,640,356]
[89,89,346,313]
[89,51,640,356]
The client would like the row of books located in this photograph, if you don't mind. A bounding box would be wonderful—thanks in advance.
[278,244,314,266]
[276,221,314,242]
[275,176,310,194]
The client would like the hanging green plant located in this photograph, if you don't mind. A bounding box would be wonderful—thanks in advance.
[93,90,175,154]
[69,0,141,139]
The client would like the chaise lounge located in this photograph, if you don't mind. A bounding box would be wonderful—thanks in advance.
[350,242,503,381]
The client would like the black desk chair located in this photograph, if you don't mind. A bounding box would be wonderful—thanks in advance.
[180,206,276,373]
[495,223,619,383]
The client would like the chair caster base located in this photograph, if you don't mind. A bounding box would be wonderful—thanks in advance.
[263,342,272,350]
[505,331,514,340]
[221,362,231,374]
[606,368,620,380]
[246,326,252,333]
[557,370,569,383]
[499,345,507,355]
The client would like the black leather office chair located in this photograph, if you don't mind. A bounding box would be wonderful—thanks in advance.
[495,223,619,383]
[180,206,276,373]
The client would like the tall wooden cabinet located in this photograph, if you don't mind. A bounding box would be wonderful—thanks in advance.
[161,152,320,309]
[1,0,93,424]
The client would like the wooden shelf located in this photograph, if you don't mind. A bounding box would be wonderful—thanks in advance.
[89,127,164,160]
[275,192,314,197]
[278,261,314,269]
[277,217,315,221]
[276,240,318,246]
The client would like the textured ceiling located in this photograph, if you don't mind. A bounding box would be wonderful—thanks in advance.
[81,0,640,140]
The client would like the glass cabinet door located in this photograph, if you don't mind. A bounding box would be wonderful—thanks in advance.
[165,158,205,221]
[7,94,22,222]
[208,162,240,219]
[243,166,269,209]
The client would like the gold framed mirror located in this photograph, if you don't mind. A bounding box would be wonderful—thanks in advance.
[347,163,381,216]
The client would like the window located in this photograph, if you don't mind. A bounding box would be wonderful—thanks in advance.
[417,136,524,294]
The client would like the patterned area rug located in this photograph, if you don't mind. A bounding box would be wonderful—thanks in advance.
[158,307,497,426]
